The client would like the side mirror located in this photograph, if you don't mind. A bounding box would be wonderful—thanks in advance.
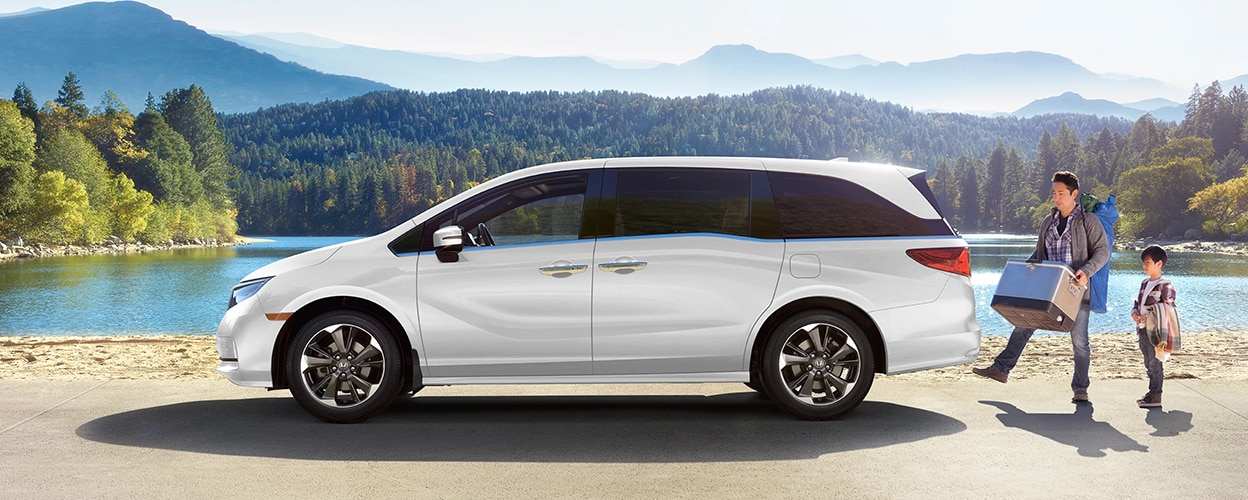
[432,225,463,263]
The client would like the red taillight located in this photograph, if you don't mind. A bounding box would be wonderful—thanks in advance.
[906,247,971,277]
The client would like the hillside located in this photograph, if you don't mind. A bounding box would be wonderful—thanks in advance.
[0,1,391,113]
[219,87,1134,235]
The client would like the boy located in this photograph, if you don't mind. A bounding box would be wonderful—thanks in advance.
[1130,245,1175,408]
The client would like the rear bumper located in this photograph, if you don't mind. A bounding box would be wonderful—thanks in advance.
[875,277,982,374]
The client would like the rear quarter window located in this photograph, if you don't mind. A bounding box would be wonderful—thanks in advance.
[767,171,952,238]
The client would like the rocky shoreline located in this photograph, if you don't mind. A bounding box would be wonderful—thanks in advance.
[1116,238,1248,256]
[0,236,248,261]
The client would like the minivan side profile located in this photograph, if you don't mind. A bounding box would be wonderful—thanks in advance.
[216,157,981,422]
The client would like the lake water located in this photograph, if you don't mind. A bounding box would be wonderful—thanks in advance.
[2,234,1246,337]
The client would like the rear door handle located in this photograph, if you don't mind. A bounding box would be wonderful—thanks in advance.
[598,259,647,273]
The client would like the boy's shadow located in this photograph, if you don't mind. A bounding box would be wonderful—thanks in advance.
[1145,408,1194,437]
[980,400,1147,457]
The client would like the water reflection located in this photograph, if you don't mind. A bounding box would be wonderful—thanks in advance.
[0,237,358,336]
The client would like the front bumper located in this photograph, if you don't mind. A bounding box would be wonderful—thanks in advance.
[215,296,282,387]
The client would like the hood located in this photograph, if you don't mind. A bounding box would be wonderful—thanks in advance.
[241,244,342,282]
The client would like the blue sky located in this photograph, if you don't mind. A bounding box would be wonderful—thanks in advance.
[2,0,1245,87]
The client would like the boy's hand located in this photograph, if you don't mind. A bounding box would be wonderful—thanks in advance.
[1073,270,1088,287]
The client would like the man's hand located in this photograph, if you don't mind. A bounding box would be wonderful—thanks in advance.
[1073,269,1088,287]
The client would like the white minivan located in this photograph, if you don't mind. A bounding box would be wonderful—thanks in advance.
[216,157,980,422]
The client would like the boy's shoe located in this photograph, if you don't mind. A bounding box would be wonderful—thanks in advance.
[1137,393,1162,408]
[1073,390,1089,402]
[972,366,1008,383]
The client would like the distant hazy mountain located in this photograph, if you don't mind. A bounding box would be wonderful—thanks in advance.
[813,54,880,69]
[0,2,1216,116]
[0,1,391,113]
[0,7,46,17]
[223,33,1187,114]
[1014,92,1184,122]
[1226,74,1248,90]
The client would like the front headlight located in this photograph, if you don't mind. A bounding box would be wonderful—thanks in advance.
[228,277,271,309]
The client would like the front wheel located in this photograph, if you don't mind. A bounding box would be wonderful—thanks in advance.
[760,310,875,420]
[285,310,404,423]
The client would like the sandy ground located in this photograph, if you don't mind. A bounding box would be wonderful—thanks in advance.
[1,332,1244,382]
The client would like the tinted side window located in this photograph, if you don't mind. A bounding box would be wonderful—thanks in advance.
[768,172,951,238]
[613,169,750,237]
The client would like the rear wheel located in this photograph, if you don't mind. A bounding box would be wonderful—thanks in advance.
[760,310,874,420]
[285,310,403,423]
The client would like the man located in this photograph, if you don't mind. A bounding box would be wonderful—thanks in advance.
[973,171,1110,402]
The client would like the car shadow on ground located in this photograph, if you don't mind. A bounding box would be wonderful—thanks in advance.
[77,391,965,462]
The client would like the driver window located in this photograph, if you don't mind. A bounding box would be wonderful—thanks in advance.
[457,174,588,247]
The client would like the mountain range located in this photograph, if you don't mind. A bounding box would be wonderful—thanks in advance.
[0,1,390,113]
[3,1,1245,119]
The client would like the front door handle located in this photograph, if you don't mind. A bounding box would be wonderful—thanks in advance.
[538,262,588,277]
[598,259,648,274]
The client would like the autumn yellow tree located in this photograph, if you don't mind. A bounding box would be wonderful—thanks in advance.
[1189,175,1248,236]
[19,171,89,244]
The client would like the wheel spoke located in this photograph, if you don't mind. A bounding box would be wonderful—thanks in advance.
[828,343,855,364]
[783,354,809,367]
[355,344,381,363]
[330,326,348,354]
[805,325,825,353]
[348,373,374,400]
[304,356,332,369]
[309,372,334,399]
[306,343,334,361]
[823,372,849,396]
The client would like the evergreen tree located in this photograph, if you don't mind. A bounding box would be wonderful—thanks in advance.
[54,72,89,120]
[983,141,1007,230]
[956,155,980,231]
[160,86,235,209]
[1004,147,1040,232]
[1052,124,1083,175]
[929,159,956,216]
[11,82,38,123]
[1033,130,1058,200]
[131,108,202,205]
[1122,114,1163,178]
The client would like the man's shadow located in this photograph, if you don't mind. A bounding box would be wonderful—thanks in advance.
[980,400,1147,457]
[1145,408,1194,437]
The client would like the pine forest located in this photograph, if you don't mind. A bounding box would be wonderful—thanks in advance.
[3,77,1248,245]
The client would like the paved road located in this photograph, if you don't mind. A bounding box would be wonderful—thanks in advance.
[2,377,1245,498]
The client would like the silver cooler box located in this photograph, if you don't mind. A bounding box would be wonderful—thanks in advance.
[991,258,1087,332]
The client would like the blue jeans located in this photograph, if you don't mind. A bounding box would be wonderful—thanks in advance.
[1137,329,1164,396]
[991,301,1092,392]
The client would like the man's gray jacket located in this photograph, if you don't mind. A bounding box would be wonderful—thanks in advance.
[1029,207,1111,281]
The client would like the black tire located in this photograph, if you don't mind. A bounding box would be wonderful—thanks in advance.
[285,310,404,423]
[760,310,875,420]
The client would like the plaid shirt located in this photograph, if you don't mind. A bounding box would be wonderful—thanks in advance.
[1043,204,1083,265]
